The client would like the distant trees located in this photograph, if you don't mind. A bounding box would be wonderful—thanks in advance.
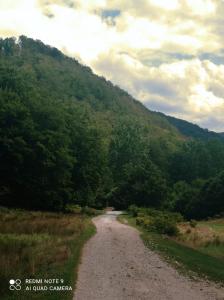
[199,171,224,218]
[168,181,202,219]
[169,140,224,183]
[168,172,224,220]
[109,160,168,209]
[0,36,224,219]
[109,117,150,181]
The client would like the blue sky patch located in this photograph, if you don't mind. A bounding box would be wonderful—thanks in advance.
[101,9,121,19]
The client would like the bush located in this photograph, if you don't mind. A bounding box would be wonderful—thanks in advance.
[128,205,140,217]
[137,212,145,217]
[190,220,197,228]
[170,212,184,223]
[65,204,82,214]
[65,205,102,216]
[136,217,144,226]
[81,206,101,216]
[143,218,153,230]
[153,217,179,236]
[129,206,181,236]
[136,215,179,236]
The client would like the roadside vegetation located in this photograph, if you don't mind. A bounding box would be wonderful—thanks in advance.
[0,207,98,300]
[177,218,224,260]
[121,206,224,283]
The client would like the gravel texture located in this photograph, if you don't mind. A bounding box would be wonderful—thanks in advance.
[74,211,224,300]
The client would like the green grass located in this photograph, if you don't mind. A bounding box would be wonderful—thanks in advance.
[0,208,96,300]
[199,220,224,233]
[178,218,224,259]
[198,244,224,259]
[119,214,224,284]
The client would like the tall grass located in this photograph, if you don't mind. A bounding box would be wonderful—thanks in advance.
[178,219,224,259]
[0,207,95,300]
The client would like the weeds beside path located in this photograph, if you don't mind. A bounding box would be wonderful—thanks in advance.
[119,214,224,285]
[0,208,96,300]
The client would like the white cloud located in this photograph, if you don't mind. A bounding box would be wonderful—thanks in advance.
[94,55,224,131]
[0,0,224,131]
[149,0,180,11]
[185,0,216,15]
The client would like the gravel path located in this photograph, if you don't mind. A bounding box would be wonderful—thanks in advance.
[74,212,224,300]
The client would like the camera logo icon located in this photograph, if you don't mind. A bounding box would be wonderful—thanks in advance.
[9,279,21,290]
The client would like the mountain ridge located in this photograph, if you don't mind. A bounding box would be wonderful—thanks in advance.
[1,35,224,218]
[1,35,222,141]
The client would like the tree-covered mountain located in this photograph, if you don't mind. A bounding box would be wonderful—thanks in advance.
[0,36,223,218]
[157,112,224,141]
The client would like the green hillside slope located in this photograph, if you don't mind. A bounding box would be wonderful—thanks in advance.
[0,36,224,218]
[157,112,224,141]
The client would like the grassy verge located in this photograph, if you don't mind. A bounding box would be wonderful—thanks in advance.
[119,214,224,284]
[178,219,224,260]
[0,208,96,300]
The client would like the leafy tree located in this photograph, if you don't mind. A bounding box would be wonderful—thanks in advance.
[110,160,168,209]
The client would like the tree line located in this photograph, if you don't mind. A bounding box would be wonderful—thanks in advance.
[0,36,224,219]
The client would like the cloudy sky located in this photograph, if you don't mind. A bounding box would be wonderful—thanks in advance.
[1,0,224,131]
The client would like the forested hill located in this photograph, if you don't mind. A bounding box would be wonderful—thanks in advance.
[0,36,220,141]
[0,36,224,219]
[157,112,224,141]
[0,36,182,139]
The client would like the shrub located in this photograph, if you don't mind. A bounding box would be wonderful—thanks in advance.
[65,204,82,214]
[170,212,184,223]
[81,206,101,216]
[137,212,145,217]
[136,217,144,226]
[143,218,153,230]
[190,220,197,228]
[128,205,140,217]
[128,206,182,236]
[153,217,179,236]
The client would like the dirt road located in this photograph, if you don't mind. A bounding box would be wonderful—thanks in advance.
[74,212,224,300]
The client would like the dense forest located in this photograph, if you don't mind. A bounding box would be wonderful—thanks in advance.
[0,36,224,219]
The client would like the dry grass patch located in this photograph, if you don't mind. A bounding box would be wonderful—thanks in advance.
[0,207,95,300]
[177,219,224,259]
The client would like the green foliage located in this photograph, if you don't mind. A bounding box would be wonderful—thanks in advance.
[65,204,82,214]
[129,206,181,236]
[81,206,102,216]
[160,112,224,141]
[1,36,224,219]
[128,205,140,217]
[190,220,197,228]
[110,161,168,209]
[0,37,113,210]
[0,36,172,211]
[152,217,179,236]
[170,172,224,220]
[169,140,224,183]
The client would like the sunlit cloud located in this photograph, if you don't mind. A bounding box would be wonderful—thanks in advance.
[0,0,224,131]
